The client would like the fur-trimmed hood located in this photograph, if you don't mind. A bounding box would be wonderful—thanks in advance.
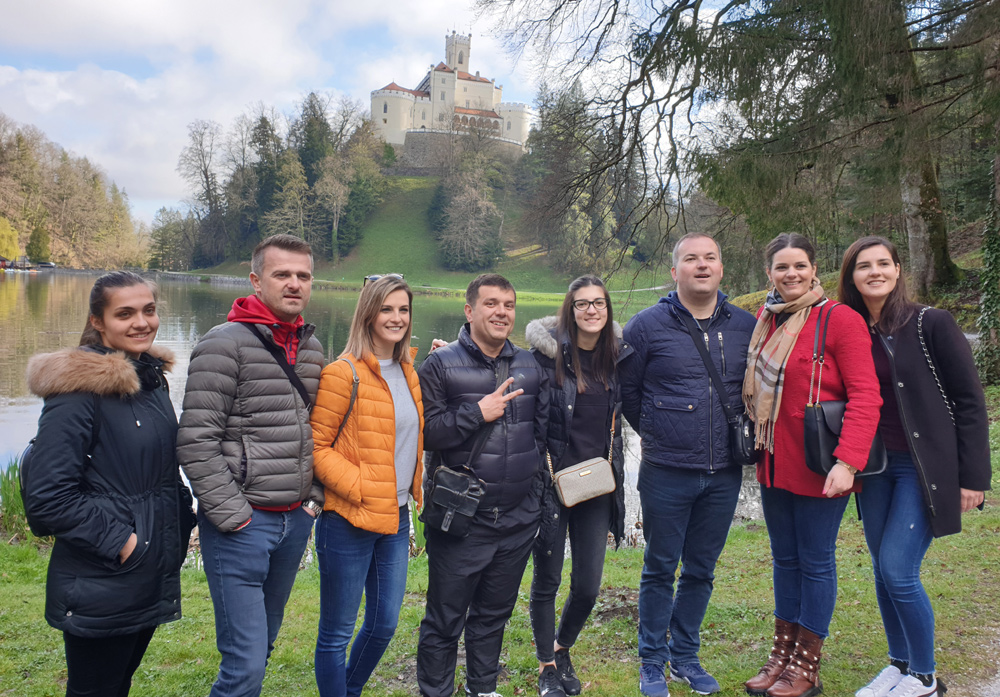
[525,315,623,359]
[27,345,175,398]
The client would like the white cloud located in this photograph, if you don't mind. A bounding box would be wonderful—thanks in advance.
[0,0,540,224]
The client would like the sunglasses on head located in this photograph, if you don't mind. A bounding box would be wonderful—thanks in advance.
[363,273,404,286]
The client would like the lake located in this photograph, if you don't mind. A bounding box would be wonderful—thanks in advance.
[0,270,762,524]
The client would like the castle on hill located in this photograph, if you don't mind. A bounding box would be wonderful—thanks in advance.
[371,31,531,166]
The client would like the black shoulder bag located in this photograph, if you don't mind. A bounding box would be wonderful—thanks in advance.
[803,302,887,478]
[679,313,760,466]
[243,323,313,410]
[420,358,509,537]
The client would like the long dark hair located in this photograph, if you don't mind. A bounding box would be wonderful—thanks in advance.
[556,275,618,393]
[838,236,915,334]
[80,271,158,347]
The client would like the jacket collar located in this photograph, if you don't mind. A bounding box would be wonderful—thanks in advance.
[26,344,174,399]
[524,315,624,361]
[458,323,517,363]
[664,290,730,324]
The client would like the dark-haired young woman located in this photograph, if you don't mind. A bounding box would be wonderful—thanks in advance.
[743,234,882,697]
[22,271,195,697]
[839,237,991,697]
[526,275,631,697]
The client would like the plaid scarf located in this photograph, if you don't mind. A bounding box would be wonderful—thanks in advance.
[742,285,827,452]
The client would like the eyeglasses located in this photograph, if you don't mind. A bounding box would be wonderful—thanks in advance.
[363,273,404,286]
[572,298,608,311]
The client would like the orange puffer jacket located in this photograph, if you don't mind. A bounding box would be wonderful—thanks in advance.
[311,348,423,534]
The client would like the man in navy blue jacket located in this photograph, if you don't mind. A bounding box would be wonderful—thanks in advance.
[416,273,549,697]
[621,234,756,697]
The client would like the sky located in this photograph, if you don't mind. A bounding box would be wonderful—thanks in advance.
[0,0,540,225]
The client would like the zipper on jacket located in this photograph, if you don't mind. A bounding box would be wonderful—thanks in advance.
[703,330,715,471]
[718,332,726,375]
[878,330,936,517]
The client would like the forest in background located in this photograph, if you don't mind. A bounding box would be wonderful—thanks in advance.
[0,113,147,268]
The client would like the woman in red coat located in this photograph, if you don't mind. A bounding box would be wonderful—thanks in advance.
[743,234,882,697]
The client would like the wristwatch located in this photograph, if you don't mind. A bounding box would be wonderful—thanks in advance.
[836,461,858,475]
[302,500,323,516]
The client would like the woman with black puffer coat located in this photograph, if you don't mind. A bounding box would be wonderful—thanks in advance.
[526,275,632,697]
[22,271,196,697]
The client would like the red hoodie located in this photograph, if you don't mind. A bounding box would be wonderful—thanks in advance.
[228,294,305,365]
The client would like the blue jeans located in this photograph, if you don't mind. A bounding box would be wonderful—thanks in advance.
[198,506,315,697]
[759,485,850,638]
[637,463,741,667]
[857,451,935,674]
[315,508,410,697]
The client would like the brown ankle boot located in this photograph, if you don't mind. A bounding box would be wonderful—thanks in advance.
[766,626,824,697]
[745,618,798,695]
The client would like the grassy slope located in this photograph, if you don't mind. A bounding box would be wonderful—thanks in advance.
[2,420,999,696]
[198,176,670,315]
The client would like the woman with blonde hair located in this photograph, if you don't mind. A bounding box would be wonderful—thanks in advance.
[310,275,424,697]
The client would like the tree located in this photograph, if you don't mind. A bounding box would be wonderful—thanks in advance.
[0,215,19,259]
[25,225,50,261]
[177,119,228,266]
[480,0,1000,293]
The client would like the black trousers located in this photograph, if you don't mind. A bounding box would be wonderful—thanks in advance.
[529,492,612,662]
[417,512,538,697]
[63,627,156,697]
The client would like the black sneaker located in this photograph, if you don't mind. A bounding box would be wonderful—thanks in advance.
[539,664,567,697]
[554,648,582,695]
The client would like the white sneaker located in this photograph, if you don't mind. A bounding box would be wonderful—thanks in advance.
[857,665,903,697]
[886,674,939,697]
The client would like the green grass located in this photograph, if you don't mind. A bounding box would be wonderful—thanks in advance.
[3,436,999,696]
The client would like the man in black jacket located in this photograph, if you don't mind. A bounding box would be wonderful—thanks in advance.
[417,274,549,697]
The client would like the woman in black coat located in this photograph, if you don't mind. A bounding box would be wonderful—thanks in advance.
[23,271,196,697]
[526,275,632,697]
[839,237,991,697]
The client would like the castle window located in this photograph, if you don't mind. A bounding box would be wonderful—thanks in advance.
[441,91,445,101]
[422,110,426,120]
[507,121,511,131]
[465,100,470,108]
[463,86,467,92]
[458,51,464,65]
[382,118,387,124]
[383,102,388,114]
[441,78,445,84]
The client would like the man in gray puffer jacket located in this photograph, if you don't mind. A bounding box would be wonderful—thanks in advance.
[178,234,324,697]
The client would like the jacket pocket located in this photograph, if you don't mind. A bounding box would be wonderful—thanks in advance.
[117,498,154,573]
[651,395,701,451]
[239,434,254,490]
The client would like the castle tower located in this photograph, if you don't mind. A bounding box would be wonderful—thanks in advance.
[445,31,471,71]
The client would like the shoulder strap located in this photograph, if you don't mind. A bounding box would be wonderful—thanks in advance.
[678,312,739,423]
[242,323,313,410]
[807,302,837,404]
[330,358,360,448]
[917,307,955,425]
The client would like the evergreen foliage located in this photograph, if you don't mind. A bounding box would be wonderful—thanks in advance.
[167,95,386,268]
[481,0,1000,295]
[0,113,147,268]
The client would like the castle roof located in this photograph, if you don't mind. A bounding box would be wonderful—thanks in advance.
[375,82,429,97]
[457,71,492,83]
[455,106,501,118]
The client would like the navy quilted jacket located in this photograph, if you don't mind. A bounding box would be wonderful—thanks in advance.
[620,291,756,471]
[418,324,549,514]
